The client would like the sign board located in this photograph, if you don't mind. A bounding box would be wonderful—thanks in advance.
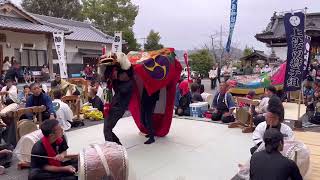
[53,32,68,78]
[112,31,122,53]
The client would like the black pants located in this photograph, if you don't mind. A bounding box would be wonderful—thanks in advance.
[211,110,235,123]
[28,159,78,180]
[217,76,221,83]
[104,80,133,145]
[253,115,265,126]
[141,89,160,138]
[1,117,17,147]
[210,78,217,89]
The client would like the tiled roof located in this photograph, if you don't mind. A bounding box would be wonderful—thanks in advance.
[0,15,66,33]
[256,13,320,43]
[32,14,114,44]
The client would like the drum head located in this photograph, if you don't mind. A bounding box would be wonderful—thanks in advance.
[17,120,38,140]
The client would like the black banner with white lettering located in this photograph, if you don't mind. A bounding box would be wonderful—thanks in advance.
[284,12,305,91]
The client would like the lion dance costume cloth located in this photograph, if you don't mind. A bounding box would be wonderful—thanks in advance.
[128,48,182,137]
[99,48,182,143]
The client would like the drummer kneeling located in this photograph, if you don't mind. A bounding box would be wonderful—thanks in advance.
[28,120,78,180]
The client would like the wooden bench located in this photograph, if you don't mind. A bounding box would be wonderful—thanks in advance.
[228,97,260,133]
[62,95,81,121]
[0,105,46,146]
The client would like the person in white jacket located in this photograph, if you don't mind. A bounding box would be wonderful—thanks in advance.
[52,90,74,131]
[209,65,218,89]
[251,96,294,154]
[1,79,18,105]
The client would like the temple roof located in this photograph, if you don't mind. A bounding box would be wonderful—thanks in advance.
[240,50,268,61]
[255,12,320,45]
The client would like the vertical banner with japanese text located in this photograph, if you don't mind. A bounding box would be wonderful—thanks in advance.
[225,0,238,53]
[303,35,312,80]
[53,32,68,78]
[284,12,305,91]
[112,31,122,53]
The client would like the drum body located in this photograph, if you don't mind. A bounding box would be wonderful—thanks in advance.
[17,120,38,140]
[14,129,43,163]
[79,142,129,180]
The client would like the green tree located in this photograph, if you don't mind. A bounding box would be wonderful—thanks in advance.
[243,46,254,57]
[122,29,141,54]
[82,0,138,33]
[144,30,164,51]
[22,0,83,20]
[189,49,214,76]
[82,0,139,51]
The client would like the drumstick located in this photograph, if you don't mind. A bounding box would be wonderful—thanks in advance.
[14,152,70,162]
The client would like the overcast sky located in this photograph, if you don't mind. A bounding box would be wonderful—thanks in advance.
[13,0,320,52]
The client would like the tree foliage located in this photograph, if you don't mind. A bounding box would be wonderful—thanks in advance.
[82,0,138,32]
[144,30,164,51]
[22,0,83,20]
[82,0,139,51]
[243,46,254,57]
[189,49,214,76]
[122,28,141,53]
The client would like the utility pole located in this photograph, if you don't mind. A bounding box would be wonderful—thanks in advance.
[138,37,147,51]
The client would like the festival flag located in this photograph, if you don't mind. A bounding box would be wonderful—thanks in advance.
[183,51,191,82]
[53,32,68,78]
[303,35,312,80]
[284,12,305,91]
[225,0,238,53]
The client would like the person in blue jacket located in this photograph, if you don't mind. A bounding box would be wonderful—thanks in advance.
[26,83,55,120]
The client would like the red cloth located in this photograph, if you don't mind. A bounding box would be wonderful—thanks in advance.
[179,80,190,96]
[271,63,286,85]
[239,95,253,108]
[41,137,63,167]
[129,59,182,137]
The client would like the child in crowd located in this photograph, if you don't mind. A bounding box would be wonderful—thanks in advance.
[175,80,191,116]
[88,88,104,112]
[190,83,203,103]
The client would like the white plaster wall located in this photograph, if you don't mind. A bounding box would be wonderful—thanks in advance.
[0,30,47,58]
[273,47,288,61]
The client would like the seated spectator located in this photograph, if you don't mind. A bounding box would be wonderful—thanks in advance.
[251,96,293,154]
[175,80,192,116]
[18,85,32,104]
[250,128,302,180]
[28,120,77,180]
[26,83,55,120]
[34,78,48,94]
[41,64,50,81]
[88,88,104,112]
[308,84,320,124]
[23,67,32,84]
[252,86,277,126]
[190,83,203,103]
[195,78,205,94]
[174,77,184,108]
[239,90,256,108]
[304,76,315,113]
[211,82,236,123]
[1,79,18,105]
[52,90,74,131]
[90,80,103,101]
[0,147,12,174]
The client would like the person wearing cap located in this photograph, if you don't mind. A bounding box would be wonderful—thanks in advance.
[0,79,18,105]
[251,96,294,154]
[250,128,302,180]
[252,85,278,126]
